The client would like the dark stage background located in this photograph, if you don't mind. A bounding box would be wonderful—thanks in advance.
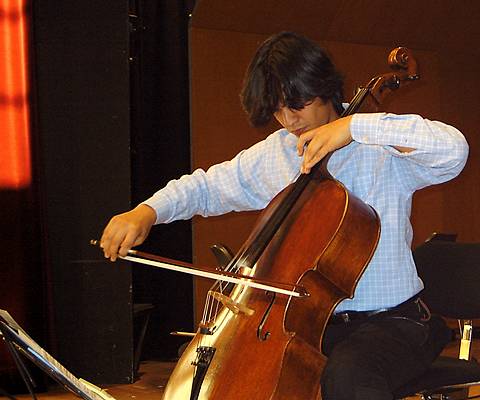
[0,0,196,389]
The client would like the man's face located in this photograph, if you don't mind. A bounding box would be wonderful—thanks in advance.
[273,97,338,137]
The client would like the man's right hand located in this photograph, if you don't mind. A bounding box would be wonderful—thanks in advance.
[100,204,157,261]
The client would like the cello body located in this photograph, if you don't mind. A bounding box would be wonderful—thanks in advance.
[163,170,380,399]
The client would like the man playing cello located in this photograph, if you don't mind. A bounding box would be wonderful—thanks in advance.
[100,32,468,399]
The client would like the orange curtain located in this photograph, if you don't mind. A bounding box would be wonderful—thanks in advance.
[0,0,31,189]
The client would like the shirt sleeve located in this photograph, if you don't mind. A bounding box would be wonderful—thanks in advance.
[350,112,469,190]
[141,131,298,224]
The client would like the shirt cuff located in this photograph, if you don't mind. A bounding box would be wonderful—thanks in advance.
[141,193,172,225]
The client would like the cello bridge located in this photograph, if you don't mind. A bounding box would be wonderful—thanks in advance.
[208,290,255,316]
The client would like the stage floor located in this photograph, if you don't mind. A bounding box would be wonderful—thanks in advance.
[11,339,480,400]
[13,361,175,400]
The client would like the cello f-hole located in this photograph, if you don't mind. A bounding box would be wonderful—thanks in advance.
[257,291,276,341]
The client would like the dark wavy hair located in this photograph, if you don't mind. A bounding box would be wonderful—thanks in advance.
[240,32,344,127]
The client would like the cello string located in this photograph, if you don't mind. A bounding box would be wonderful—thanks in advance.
[205,293,215,325]
[202,290,215,325]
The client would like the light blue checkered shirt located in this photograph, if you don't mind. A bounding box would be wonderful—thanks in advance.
[143,113,468,312]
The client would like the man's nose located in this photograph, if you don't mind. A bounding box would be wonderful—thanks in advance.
[280,108,298,127]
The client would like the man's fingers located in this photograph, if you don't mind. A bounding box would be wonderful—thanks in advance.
[301,136,328,173]
[118,230,143,257]
[100,220,132,261]
[105,230,127,261]
[301,150,327,174]
[296,130,316,155]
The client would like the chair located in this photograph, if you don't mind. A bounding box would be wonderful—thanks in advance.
[393,239,480,399]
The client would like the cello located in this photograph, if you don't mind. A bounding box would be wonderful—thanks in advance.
[102,47,419,399]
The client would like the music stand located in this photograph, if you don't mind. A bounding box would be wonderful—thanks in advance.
[0,309,116,400]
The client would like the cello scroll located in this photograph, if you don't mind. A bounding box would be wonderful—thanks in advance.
[360,47,419,109]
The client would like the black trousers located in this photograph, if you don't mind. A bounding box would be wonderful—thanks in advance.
[320,298,451,400]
